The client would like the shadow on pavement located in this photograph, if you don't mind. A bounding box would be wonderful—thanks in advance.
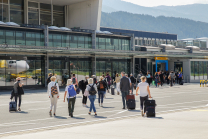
[54,116,67,119]
[12,111,29,114]
[93,116,107,119]
[72,117,85,120]
[102,107,115,109]
[128,110,141,112]
[104,98,114,99]
[147,117,163,119]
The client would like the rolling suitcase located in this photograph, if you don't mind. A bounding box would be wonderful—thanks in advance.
[111,85,115,95]
[144,99,156,117]
[126,95,136,110]
[9,100,17,112]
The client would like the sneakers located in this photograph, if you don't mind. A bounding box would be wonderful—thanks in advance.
[18,108,21,111]
[101,104,103,107]
[49,111,52,116]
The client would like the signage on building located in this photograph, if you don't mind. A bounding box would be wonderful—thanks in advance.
[155,57,168,60]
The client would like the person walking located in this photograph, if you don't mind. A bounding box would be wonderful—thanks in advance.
[92,75,97,84]
[137,71,143,84]
[97,77,107,107]
[47,73,53,85]
[178,72,183,84]
[114,73,121,95]
[63,79,77,117]
[80,76,89,106]
[13,77,24,111]
[130,73,136,94]
[146,71,152,87]
[175,71,179,84]
[169,71,175,87]
[154,72,159,88]
[120,72,131,109]
[136,76,152,117]
[166,71,170,84]
[71,73,78,87]
[48,76,60,116]
[105,74,112,93]
[86,78,98,116]
[159,71,165,87]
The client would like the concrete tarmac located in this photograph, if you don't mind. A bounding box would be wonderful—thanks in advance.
[0,83,208,138]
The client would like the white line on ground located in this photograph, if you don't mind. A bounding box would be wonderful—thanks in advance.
[0,105,207,135]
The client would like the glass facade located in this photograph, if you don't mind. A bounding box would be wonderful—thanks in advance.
[53,5,64,27]
[10,0,24,24]
[191,61,208,81]
[0,57,45,86]
[49,32,92,48]
[0,27,44,46]
[96,59,130,81]
[96,36,130,50]
[0,0,9,22]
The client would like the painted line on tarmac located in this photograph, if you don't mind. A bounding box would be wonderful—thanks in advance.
[1,105,207,136]
[159,100,208,106]
[0,123,36,127]
[0,100,50,107]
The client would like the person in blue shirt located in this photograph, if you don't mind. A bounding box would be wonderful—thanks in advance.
[63,79,77,117]
[178,72,183,84]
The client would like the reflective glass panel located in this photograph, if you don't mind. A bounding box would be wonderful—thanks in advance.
[26,32,36,46]
[199,61,203,80]
[203,61,207,80]
[190,61,194,80]
[85,36,92,49]
[194,61,199,80]
[6,30,15,45]
[78,36,85,48]
[28,8,39,25]
[0,4,9,22]
[28,2,38,8]
[10,0,24,24]
[70,35,78,48]
[98,38,105,49]
[16,31,25,45]
[106,38,113,50]
[0,29,5,44]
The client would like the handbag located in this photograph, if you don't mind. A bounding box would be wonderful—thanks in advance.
[84,89,89,97]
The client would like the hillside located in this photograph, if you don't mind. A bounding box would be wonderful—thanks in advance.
[101,11,208,39]
[102,0,208,23]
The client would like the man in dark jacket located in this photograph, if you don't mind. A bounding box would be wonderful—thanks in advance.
[120,72,131,109]
[130,73,136,94]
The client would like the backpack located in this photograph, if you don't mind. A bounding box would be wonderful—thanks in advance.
[89,84,97,95]
[93,78,97,84]
[51,83,58,96]
[107,76,110,82]
[72,77,76,84]
[98,81,104,89]
[68,85,76,97]
[78,80,84,90]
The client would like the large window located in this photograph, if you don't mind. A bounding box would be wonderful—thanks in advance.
[40,3,51,25]
[191,61,208,80]
[10,0,24,24]
[28,2,39,25]
[0,0,9,22]
[53,5,64,27]
[0,27,44,46]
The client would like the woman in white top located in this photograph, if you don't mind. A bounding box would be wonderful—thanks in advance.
[86,78,98,116]
[136,76,152,117]
[48,76,60,116]
[63,79,77,117]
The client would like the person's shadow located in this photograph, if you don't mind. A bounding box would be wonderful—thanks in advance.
[12,111,29,114]
[146,117,164,119]
[93,116,107,119]
[71,117,85,120]
[54,116,67,119]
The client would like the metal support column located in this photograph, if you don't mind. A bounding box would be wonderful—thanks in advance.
[131,34,135,51]
[92,30,96,49]
[24,0,28,24]
[43,25,49,47]
[45,53,49,87]
[132,56,135,76]
[91,55,96,76]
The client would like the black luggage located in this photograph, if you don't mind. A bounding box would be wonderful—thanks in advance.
[180,80,184,85]
[9,100,17,112]
[111,85,115,95]
[126,95,136,110]
[144,99,156,117]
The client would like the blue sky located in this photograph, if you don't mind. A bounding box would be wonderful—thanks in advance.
[122,0,208,7]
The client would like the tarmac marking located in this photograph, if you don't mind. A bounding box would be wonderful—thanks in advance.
[0,105,207,136]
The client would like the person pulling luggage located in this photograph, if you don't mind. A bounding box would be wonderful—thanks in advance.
[48,76,60,116]
[12,77,24,111]
[136,76,152,117]
[63,79,77,117]
[97,76,107,107]
[120,72,131,109]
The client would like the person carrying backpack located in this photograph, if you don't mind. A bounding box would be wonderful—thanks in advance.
[97,76,107,107]
[48,76,60,116]
[86,78,98,116]
[71,73,78,87]
[63,79,77,117]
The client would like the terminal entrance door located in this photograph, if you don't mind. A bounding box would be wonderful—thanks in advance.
[174,62,183,72]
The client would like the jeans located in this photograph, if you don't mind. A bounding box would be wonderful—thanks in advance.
[140,96,148,113]
[121,91,129,108]
[131,83,134,94]
[67,97,76,114]
[170,79,174,87]
[155,79,158,87]
[88,95,96,112]
[15,94,21,107]
[98,91,105,104]
[179,77,182,84]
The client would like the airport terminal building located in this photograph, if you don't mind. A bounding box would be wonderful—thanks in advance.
[0,0,208,88]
